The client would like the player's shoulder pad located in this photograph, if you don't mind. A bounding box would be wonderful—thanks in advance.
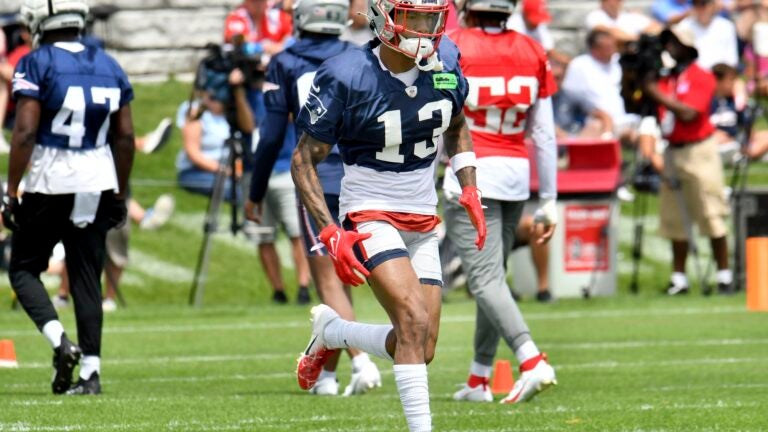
[437,35,461,73]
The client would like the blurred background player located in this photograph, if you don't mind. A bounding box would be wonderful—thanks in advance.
[2,0,135,394]
[245,0,381,394]
[291,0,485,428]
[446,0,558,404]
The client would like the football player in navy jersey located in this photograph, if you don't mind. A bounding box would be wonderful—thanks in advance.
[291,0,486,429]
[1,0,135,395]
[245,0,383,396]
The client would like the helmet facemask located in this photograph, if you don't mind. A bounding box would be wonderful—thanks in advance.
[369,0,448,71]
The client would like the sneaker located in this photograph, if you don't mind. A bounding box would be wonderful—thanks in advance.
[65,372,101,395]
[309,376,339,396]
[453,379,493,402]
[665,282,689,296]
[273,290,288,304]
[296,304,340,390]
[140,194,175,230]
[297,286,311,305]
[500,353,556,404]
[51,295,70,310]
[0,134,10,154]
[536,290,554,303]
[717,281,735,295]
[102,298,118,313]
[617,186,635,202]
[141,118,172,154]
[52,334,82,394]
[343,360,382,396]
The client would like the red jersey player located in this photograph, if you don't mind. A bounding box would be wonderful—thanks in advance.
[444,0,559,404]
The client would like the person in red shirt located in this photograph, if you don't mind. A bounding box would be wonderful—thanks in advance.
[446,0,559,404]
[641,25,732,295]
[0,26,32,147]
[224,0,293,57]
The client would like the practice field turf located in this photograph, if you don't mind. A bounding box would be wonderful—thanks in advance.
[1,294,767,431]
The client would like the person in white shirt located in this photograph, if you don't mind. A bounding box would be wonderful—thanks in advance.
[586,0,661,43]
[507,0,570,65]
[561,29,638,139]
[676,0,738,70]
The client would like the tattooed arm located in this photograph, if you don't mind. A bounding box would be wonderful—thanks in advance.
[443,112,477,189]
[291,132,335,228]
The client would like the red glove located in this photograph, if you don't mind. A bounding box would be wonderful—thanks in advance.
[458,186,487,250]
[318,225,372,286]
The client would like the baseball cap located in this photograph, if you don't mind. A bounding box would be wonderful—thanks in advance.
[523,0,551,26]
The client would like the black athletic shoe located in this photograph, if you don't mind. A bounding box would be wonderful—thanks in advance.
[51,334,82,395]
[665,282,689,296]
[536,290,554,303]
[297,286,311,305]
[272,290,288,304]
[718,282,735,295]
[65,372,101,395]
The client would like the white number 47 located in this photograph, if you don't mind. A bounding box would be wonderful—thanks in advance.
[52,86,121,148]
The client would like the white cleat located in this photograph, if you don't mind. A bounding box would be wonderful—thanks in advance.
[500,355,557,404]
[310,376,339,396]
[453,383,493,402]
[343,361,382,396]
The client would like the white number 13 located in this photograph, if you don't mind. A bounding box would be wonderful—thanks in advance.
[376,99,452,163]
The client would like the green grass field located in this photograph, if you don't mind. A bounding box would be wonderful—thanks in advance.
[1,81,768,431]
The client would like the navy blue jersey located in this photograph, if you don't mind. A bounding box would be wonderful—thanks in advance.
[296,38,469,173]
[12,42,133,150]
[709,95,741,138]
[250,36,353,202]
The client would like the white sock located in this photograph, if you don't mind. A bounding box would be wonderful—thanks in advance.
[41,321,64,349]
[514,340,540,365]
[318,368,336,381]
[394,364,431,432]
[671,272,688,288]
[324,318,393,361]
[351,352,372,373]
[469,360,492,378]
[80,356,100,379]
[717,269,733,285]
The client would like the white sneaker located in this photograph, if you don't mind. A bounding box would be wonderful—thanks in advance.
[616,186,635,202]
[51,295,70,310]
[140,194,175,230]
[309,376,339,396]
[343,360,382,396]
[0,134,10,154]
[453,383,493,402]
[102,298,118,313]
[500,354,556,404]
[141,118,172,154]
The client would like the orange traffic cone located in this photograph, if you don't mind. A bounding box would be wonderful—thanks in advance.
[746,237,768,312]
[490,360,514,394]
[0,339,18,368]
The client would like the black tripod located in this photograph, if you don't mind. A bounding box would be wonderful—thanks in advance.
[729,97,766,292]
[188,128,244,307]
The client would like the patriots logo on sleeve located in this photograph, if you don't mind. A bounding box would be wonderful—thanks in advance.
[12,72,39,93]
[305,91,328,125]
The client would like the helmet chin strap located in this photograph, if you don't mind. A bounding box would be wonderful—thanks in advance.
[398,36,443,72]
[415,52,443,71]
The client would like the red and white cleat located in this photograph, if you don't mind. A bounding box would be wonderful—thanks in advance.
[296,305,340,390]
[500,353,557,404]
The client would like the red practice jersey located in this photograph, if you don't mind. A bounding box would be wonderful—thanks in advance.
[448,28,556,159]
[224,6,293,44]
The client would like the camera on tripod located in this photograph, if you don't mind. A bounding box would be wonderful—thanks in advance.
[619,34,665,116]
[195,39,265,104]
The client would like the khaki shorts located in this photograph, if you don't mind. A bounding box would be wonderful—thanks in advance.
[106,222,130,267]
[659,136,729,240]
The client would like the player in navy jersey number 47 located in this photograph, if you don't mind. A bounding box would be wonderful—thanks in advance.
[2,0,135,395]
[290,0,486,429]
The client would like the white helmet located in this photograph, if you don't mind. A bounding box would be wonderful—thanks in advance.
[456,0,516,14]
[20,0,89,37]
[294,0,350,35]
[367,0,449,71]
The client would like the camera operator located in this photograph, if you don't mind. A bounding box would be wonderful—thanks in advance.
[639,25,733,295]
[175,68,254,198]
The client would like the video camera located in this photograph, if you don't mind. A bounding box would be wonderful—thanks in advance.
[619,34,664,116]
[195,39,265,104]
